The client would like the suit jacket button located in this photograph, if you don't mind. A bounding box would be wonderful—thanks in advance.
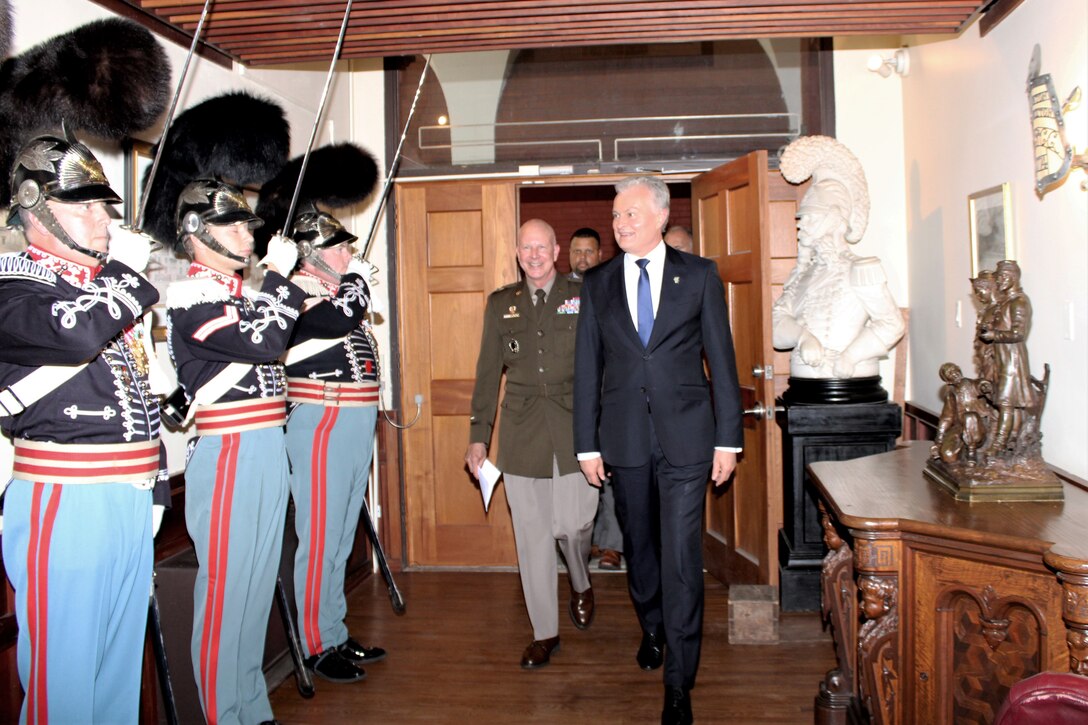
[640,387,646,394]
[642,353,650,360]
[538,367,545,373]
[537,330,544,336]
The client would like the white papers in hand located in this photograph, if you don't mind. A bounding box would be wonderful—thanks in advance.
[477,459,502,512]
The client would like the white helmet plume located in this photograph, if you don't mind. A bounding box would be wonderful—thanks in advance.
[780,135,870,243]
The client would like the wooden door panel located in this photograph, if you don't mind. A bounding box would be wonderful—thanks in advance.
[693,152,778,586]
[397,181,519,567]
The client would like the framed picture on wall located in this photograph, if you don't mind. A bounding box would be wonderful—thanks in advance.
[123,138,154,226]
[967,183,1014,276]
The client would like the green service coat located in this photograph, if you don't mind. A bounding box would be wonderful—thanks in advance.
[469,275,582,478]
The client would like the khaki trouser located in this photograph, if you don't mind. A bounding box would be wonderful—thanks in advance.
[505,457,599,640]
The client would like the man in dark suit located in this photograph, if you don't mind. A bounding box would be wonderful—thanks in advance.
[466,218,598,670]
[573,176,743,725]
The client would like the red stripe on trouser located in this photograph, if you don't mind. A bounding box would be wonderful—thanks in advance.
[26,484,62,725]
[199,434,240,724]
[304,407,338,653]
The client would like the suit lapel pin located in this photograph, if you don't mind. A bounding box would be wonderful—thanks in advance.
[673,276,680,284]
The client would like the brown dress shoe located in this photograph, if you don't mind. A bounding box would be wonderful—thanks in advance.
[521,636,560,669]
[598,549,622,570]
[569,587,595,630]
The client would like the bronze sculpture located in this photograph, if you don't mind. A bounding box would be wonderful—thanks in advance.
[925,260,1060,501]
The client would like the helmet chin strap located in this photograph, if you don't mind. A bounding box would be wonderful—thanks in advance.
[305,251,342,282]
[193,227,249,265]
[31,201,107,262]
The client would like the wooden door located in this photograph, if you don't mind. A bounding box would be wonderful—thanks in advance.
[691,152,799,586]
[396,180,520,567]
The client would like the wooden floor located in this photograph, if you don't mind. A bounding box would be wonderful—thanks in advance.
[267,570,836,724]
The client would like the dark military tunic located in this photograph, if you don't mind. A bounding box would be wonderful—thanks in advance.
[284,270,376,386]
[166,263,305,404]
[469,274,582,477]
[0,246,161,443]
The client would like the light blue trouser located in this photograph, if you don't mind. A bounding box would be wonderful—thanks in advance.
[3,479,152,725]
[285,404,377,657]
[185,427,289,725]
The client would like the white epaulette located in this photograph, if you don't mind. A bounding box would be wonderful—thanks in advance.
[0,253,57,286]
[165,277,233,309]
[850,256,887,287]
[290,274,329,299]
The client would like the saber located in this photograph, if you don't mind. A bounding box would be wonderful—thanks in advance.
[360,497,406,614]
[148,582,181,725]
[134,0,214,232]
[275,575,316,698]
[281,0,354,236]
[360,54,432,261]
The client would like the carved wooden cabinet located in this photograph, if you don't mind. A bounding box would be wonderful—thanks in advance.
[810,442,1088,724]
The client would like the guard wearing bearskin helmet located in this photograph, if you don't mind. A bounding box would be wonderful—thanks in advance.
[0,132,164,724]
[165,178,305,725]
[281,209,385,684]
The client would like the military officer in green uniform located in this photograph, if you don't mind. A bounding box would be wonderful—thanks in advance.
[465,218,598,669]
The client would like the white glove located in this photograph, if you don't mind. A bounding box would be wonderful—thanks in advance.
[258,234,298,276]
[347,257,379,286]
[152,503,165,537]
[108,221,156,274]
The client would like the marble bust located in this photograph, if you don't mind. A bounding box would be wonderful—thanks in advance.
[772,136,905,380]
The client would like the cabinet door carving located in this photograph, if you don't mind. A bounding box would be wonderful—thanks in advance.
[909,545,1067,723]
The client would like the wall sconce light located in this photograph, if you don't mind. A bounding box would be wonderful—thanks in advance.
[867,48,910,78]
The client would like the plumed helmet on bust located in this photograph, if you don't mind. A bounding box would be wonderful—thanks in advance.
[175,179,263,263]
[9,131,121,260]
[780,135,870,244]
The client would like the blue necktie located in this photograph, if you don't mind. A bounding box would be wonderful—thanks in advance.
[636,258,653,347]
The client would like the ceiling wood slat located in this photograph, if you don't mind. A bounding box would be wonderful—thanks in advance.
[97,0,993,67]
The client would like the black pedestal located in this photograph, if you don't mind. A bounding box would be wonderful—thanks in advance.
[776,399,901,612]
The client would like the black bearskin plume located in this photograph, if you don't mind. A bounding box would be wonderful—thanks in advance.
[253,142,379,255]
[140,92,289,246]
[0,18,170,206]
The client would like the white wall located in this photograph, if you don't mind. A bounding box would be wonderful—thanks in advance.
[832,36,911,392]
[901,0,1088,476]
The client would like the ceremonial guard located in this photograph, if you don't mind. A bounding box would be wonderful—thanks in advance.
[165,179,305,725]
[282,210,385,683]
[0,134,163,723]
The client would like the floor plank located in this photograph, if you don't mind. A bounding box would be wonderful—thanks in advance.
[268,570,835,724]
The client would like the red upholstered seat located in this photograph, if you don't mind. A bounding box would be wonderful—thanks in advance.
[993,672,1088,724]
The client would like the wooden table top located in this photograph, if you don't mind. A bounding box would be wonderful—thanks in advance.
[808,442,1088,571]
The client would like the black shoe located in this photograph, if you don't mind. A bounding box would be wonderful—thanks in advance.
[637,629,665,671]
[339,636,387,664]
[305,648,367,683]
[662,686,693,725]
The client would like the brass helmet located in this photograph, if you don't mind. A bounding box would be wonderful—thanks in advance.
[291,209,357,257]
[9,133,122,261]
[291,208,357,279]
[175,179,262,262]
